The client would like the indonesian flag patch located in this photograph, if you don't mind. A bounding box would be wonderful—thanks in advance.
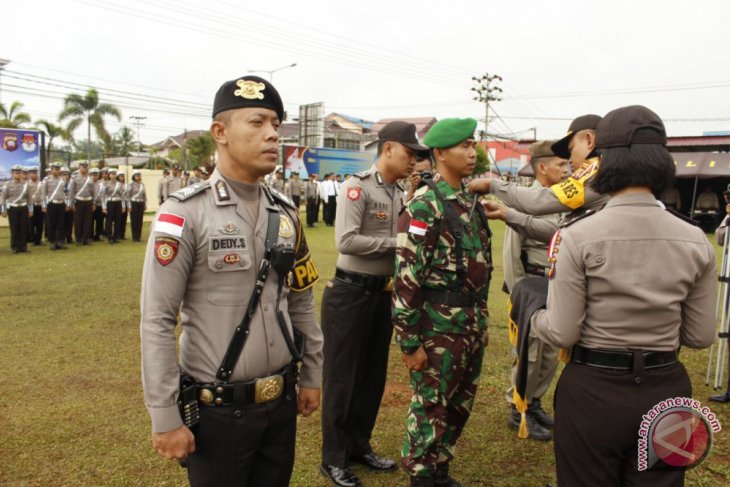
[155,237,179,266]
[408,218,428,236]
[155,212,185,237]
[347,187,362,201]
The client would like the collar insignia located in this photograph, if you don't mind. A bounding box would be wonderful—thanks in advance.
[234,79,265,100]
[215,180,230,201]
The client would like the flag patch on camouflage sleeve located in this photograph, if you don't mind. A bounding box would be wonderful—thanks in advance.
[155,213,185,237]
[408,218,428,236]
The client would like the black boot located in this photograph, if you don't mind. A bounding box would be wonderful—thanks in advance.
[434,464,463,487]
[508,405,552,441]
[528,398,554,429]
[410,476,434,487]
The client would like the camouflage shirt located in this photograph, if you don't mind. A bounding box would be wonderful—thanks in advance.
[393,174,491,350]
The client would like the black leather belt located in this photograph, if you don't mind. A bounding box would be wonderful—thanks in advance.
[524,262,548,277]
[335,268,393,292]
[196,365,293,407]
[571,345,677,371]
[421,288,479,307]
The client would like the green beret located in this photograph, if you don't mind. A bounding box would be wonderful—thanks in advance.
[423,118,478,149]
[212,75,285,122]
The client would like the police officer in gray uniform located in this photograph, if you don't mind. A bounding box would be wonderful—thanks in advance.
[67,161,96,245]
[531,106,717,486]
[27,166,44,245]
[140,75,323,487]
[470,114,608,219]
[41,162,68,250]
[1,164,33,253]
[320,121,427,487]
[163,165,184,200]
[502,140,568,441]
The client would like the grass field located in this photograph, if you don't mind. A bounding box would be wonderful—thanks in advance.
[0,216,729,487]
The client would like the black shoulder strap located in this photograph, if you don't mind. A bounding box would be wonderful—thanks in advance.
[216,208,280,382]
[423,178,466,286]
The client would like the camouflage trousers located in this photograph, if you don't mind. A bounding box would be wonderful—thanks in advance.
[402,330,484,478]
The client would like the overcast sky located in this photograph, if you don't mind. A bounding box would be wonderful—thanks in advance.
[2,0,729,145]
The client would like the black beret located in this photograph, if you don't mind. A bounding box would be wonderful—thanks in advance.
[212,75,284,121]
[595,105,667,149]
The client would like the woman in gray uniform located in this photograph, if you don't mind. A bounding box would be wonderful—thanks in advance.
[531,105,717,487]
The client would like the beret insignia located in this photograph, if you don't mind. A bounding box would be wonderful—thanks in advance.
[234,80,265,100]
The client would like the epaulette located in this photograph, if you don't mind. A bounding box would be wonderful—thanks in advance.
[559,205,603,228]
[352,170,372,180]
[396,181,405,191]
[666,207,700,227]
[264,185,297,210]
[168,181,211,202]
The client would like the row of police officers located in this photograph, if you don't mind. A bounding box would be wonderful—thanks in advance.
[139,74,718,487]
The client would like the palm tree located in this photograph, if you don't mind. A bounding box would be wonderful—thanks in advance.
[35,119,71,163]
[186,133,216,167]
[0,101,31,128]
[114,126,136,156]
[59,88,121,163]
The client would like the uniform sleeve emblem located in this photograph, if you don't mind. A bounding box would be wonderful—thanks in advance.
[347,187,362,201]
[408,218,428,236]
[155,212,185,237]
[155,237,179,266]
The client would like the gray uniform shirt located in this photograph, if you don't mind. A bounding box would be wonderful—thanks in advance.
[140,168,323,433]
[28,179,42,208]
[41,176,66,208]
[103,181,125,210]
[503,181,560,292]
[67,173,96,205]
[164,175,184,200]
[126,181,147,204]
[1,180,32,213]
[531,192,717,351]
[334,164,402,276]
[304,181,318,201]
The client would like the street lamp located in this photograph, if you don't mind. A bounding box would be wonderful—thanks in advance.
[0,58,10,104]
[248,62,297,82]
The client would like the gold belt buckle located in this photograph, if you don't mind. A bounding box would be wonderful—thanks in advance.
[383,277,394,292]
[255,374,284,403]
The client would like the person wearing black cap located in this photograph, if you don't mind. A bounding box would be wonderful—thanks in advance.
[140,75,323,487]
[529,105,716,486]
[469,114,610,217]
[319,121,426,487]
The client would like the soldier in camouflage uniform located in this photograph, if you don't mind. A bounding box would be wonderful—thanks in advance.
[393,118,492,487]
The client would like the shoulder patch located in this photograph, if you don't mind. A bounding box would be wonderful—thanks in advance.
[559,205,602,227]
[353,170,372,180]
[266,186,297,210]
[169,181,210,202]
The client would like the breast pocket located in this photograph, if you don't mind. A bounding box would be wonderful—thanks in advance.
[206,250,253,305]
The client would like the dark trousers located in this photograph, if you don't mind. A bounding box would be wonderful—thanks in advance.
[306,198,318,227]
[120,208,128,239]
[8,206,29,251]
[46,203,66,246]
[554,360,691,487]
[105,201,123,242]
[64,209,74,243]
[186,380,297,487]
[324,196,337,225]
[73,200,93,243]
[130,202,144,241]
[29,205,43,244]
[291,195,301,209]
[321,278,393,467]
[93,206,105,240]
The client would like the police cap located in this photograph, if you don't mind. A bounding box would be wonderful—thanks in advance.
[529,140,559,160]
[11,164,23,171]
[595,105,667,149]
[423,118,478,149]
[26,166,38,172]
[378,121,428,151]
[50,162,62,169]
[89,168,100,174]
[551,114,602,159]
[60,166,70,173]
[212,75,285,122]
[79,161,89,166]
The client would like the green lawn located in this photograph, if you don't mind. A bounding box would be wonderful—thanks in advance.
[0,217,728,486]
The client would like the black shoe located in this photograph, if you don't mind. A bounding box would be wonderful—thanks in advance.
[349,451,397,471]
[58,245,68,250]
[709,391,730,403]
[320,464,361,487]
[434,464,463,487]
[529,399,554,429]
[508,405,552,441]
[410,476,435,487]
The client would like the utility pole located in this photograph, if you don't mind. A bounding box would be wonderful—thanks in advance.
[471,73,502,175]
[130,115,147,156]
[0,58,9,104]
